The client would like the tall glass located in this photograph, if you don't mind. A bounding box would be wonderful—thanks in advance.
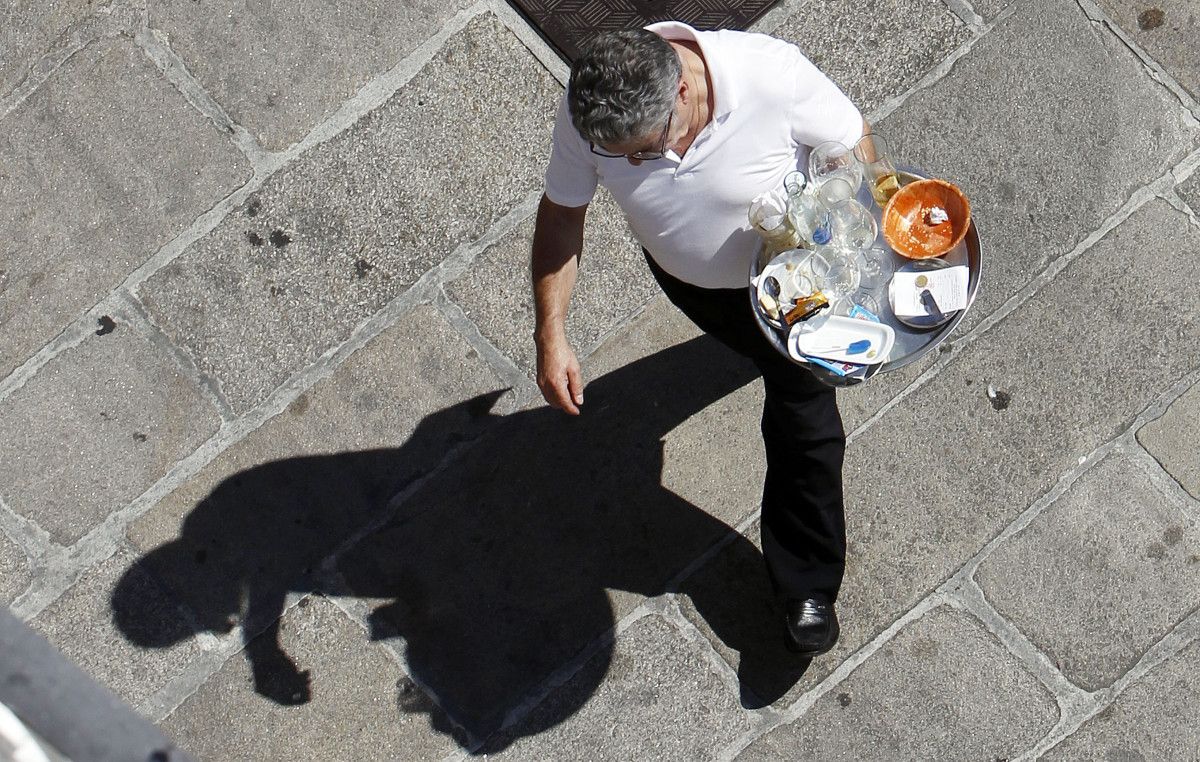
[853,133,900,207]
[818,178,877,251]
[808,140,862,192]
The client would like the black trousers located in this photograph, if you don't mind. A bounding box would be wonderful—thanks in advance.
[645,253,848,601]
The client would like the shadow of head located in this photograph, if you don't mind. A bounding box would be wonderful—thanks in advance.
[111,336,802,747]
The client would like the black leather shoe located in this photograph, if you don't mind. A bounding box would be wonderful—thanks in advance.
[784,595,839,656]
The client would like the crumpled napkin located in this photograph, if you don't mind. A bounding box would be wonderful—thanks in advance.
[748,189,790,232]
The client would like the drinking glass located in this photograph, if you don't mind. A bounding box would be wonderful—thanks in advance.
[853,133,901,207]
[817,178,877,250]
[817,243,861,302]
[808,140,862,192]
[856,246,893,292]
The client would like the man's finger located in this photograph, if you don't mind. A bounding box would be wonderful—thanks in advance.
[539,371,579,415]
[566,364,585,407]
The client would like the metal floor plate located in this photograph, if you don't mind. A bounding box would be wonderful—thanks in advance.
[508,0,781,63]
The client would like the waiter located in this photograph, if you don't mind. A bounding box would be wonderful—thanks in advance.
[531,24,869,657]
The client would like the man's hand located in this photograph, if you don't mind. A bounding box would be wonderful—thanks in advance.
[536,332,584,415]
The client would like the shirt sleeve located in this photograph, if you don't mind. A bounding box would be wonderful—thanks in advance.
[543,94,600,208]
[787,49,864,149]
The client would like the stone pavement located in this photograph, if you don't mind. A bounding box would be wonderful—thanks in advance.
[3,0,1200,758]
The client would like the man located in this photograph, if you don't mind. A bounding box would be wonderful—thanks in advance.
[531,23,868,656]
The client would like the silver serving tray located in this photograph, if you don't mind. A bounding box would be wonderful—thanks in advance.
[748,169,983,387]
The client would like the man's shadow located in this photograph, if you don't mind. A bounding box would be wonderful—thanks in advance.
[112,336,814,750]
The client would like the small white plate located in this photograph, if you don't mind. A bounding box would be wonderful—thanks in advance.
[788,315,895,365]
[753,250,829,328]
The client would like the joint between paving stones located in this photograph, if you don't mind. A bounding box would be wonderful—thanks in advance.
[1074,0,1200,125]
[944,577,1089,712]
[0,3,141,120]
[939,0,987,33]
[866,3,1013,127]
[715,592,947,761]
[133,27,274,173]
[432,293,539,404]
[659,595,766,719]
[1023,603,1200,759]
[113,290,239,424]
[272,2,491,165]
[484,0,569,86]
[1124,433,1200,528]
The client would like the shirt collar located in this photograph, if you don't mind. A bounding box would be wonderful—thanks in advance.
[645,21,738,121]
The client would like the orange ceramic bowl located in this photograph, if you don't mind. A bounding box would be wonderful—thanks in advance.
[882,178,972,259]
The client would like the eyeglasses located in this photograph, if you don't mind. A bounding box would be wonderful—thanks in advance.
[590,112,674,161]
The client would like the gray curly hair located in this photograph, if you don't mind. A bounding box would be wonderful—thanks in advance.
[567,29,681,146]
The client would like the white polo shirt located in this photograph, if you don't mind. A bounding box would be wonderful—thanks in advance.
[544,22,863,289]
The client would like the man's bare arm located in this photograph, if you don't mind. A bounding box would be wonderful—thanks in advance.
[531,194,588,415]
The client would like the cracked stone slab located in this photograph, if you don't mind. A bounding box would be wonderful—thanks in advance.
[802,199,1200,687]
[738,607,1058,760]
[0,36,251,378]
[160,595,459,761]
[772,0,972,115]
[149,0,478,152]
[0,0,105,95]
[126,305,512,628]
[446,188,657,379]
[1094,0,1200,101]
[0,318,220,546]
[138,14,560,413]
[1138,380,1200,499]
[977,451,1200,690]
[880,0,1199,335]
[0,529,32,605]
[484,615,754,759]
[27,546,201,707]
[336,299,760,741]
[1042,635,1200,759]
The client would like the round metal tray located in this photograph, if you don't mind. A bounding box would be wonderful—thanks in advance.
[748,169,983,387]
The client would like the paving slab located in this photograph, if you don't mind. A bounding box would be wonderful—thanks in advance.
[838,351,937,434]
[149,0,477,152]
[880,0,1199,334]
[676,518,815,709]
[160,595,459,761]
[447,189,657,378]
[0,530,32,605]
[28,547,201,707]
[0,0,101,95]
[977,451,1200,690]
[336,300,761,742]
[0,37,251,378]
[1138,381,1200,500]
[796,199,1200,688]
[138,14,560,414]
[1178,168,1200,214]
[1042,635,1200,759]
[124,305,510,642]
[773,0,971,115]
[0,319,220,546]
[738,607,1058,760]
[967,0,1012,20]
[1094,0,1200,101]
[484,615,753,758]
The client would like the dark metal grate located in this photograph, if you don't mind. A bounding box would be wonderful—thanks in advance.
[508,0,781,63]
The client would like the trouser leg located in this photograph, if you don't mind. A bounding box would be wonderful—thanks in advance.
[644,253,848,602]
